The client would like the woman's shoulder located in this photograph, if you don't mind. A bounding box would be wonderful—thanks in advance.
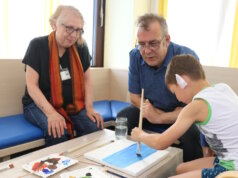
[29,35,49,48]
[76,41,89,52]
[76,42,91,58]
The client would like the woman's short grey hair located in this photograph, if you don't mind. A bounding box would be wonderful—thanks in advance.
[136,13,168,37]
[49,5,84,27]
[49,5,85,45]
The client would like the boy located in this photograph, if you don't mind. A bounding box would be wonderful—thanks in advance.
[131,54,238,178]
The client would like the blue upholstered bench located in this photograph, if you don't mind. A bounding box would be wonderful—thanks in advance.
[0,100,130,159]
[93,100,130,123]
[0,114,43,149]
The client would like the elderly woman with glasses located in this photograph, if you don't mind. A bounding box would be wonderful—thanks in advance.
[22,5,103,147]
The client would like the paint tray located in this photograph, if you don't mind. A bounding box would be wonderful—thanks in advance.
[22,153,78,177]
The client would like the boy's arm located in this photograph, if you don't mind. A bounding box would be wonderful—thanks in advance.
[131,99,208,150]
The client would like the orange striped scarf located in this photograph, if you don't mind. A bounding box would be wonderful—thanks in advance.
[48,31,85,138]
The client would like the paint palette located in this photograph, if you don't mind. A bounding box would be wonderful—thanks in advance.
[22,153,78,177]
[84,139,169,176]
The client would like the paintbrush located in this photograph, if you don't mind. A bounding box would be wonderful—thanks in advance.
[136,88,144,157]
[0,163,14,172]
[60,137,99,156]
[73,139,115,158]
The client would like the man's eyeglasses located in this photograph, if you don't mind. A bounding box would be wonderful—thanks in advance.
[62,24,84,36]
[137,37,165,51]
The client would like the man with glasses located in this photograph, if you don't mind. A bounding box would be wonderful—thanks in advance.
[117,13,203,162]
[22,5,103,147]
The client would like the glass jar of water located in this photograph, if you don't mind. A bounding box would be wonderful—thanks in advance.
[115,117,128,140]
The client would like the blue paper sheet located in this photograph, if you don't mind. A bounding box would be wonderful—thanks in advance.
[103,143,157,168]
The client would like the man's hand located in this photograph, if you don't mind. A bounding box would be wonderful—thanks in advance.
[47,112,67,138]
[142,99,164,124]
[86,108,104,129]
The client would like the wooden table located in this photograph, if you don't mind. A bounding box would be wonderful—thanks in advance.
[0,129,183,178]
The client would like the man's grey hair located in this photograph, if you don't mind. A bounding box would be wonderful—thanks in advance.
[136,13,168,37]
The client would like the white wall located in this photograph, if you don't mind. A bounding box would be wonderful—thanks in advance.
[104,0,152,69]
[104,0,134,69]
[167,0,236,67]
[104,0,236,69]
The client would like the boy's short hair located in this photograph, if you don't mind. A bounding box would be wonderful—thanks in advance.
[165,54,205,86]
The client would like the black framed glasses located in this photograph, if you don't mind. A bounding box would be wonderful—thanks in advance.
[138,37,165,51]
[62,24,84,36]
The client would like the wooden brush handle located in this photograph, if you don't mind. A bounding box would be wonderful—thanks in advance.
[137,89,144,154]
[138,89,144,129]
[61,138,99,155]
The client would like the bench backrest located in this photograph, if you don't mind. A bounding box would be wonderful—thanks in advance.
[203,65,238,94]
[0,60,25,117]
[0,60,129,117]
[0,59,238,117]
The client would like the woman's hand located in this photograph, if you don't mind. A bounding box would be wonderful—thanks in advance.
[47,112,67,138]
[86,108,104,129]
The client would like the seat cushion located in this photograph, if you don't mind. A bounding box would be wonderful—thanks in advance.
[110,100,131,120]
[0,100,130,149]
[93,100,112,122]
[0,114,44,149]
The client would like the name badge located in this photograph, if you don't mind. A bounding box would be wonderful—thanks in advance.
[60,68,71,81]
